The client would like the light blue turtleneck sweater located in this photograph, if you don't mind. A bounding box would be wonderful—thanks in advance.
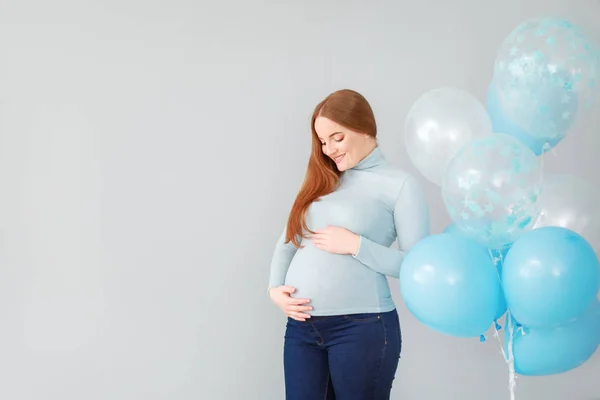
[268,146,430,316]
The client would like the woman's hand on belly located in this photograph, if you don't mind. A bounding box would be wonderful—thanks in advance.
[311,226,360,256]
[269,285,313,321]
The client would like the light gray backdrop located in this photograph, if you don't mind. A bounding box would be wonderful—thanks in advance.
[0,0,598,399]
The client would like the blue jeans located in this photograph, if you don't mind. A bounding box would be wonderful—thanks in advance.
[283,309,401,400]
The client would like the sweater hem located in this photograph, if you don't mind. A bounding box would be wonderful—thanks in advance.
[307,303,397,317]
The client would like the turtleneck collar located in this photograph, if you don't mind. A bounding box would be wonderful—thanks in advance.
[351,145,385,171]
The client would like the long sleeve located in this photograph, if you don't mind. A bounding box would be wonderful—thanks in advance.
[268,227,298,288]
[352,175,430,278]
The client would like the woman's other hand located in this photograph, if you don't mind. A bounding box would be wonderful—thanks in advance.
[312,226,360,255]
[269,286,312,321]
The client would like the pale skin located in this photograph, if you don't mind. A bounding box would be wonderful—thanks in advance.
[269,116,378,321]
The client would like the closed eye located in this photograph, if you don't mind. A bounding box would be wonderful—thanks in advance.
[320,134,344,145]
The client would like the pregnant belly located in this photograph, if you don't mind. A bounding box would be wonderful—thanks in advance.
[284,245,384,314]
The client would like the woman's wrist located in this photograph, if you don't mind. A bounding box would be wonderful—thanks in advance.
[351,234,361,256]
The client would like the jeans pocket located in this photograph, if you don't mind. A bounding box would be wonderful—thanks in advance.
[343,312,382,322]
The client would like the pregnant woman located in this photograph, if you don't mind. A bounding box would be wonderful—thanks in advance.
[268,89,430,400]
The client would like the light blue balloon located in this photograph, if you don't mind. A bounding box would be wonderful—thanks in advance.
[443,223,508,320]
[502,226,600,328]
[400,233,501,338]
[505,299,600,376]
[486,80,569,155]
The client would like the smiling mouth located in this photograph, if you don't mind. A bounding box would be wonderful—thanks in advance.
[333,154,346,164]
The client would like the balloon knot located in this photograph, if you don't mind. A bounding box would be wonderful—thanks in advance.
[495,321,502,330]
[542,141,551,151]
[479,334,486,342]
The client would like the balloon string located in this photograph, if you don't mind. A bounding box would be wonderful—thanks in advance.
[488,248,503,287]
[492,321,507,360]
[489,249,506,358]
[488,249,517,399]
[506,311,516,400]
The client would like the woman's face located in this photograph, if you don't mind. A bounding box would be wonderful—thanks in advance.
[314,116,374,172]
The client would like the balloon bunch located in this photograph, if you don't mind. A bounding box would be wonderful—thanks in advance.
[400,16,600,397]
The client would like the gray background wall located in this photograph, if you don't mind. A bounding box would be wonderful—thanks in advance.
[0,0,598,399]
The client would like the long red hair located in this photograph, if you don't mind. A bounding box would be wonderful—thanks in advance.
[285,89,377,247]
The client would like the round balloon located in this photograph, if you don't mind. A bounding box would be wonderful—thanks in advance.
[399,233,501,338]
[493,17,599,145]
[533,173,600,254]
[502,226,600,328]
[442,133,543,249]
[507,299,599,376]
[405,87,492,186]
